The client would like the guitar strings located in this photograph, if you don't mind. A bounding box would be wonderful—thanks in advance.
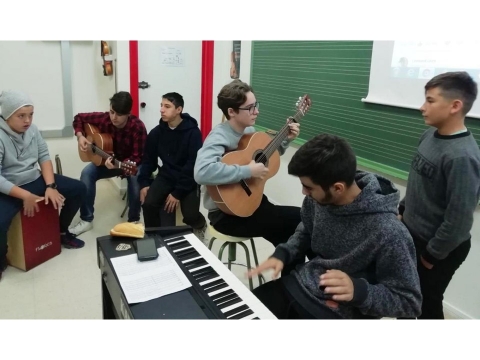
[89,143,122,167]
[255,108,304,164]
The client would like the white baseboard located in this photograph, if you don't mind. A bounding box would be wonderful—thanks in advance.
[443,301,472,319]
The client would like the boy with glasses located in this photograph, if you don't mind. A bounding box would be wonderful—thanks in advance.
[194,80,304,273]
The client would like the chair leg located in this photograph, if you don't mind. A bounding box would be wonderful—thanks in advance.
[121,193,128,218]
[250,238,265,285]
[208,237,216,250]
[237,242,253,291]
[218,242,229,263]
[227,243,237,271]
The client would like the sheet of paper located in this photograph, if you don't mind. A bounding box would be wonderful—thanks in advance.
[160,46,184,66]
[111,247,192,304]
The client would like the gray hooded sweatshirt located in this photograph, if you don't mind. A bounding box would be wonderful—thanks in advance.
[273,171,422,319]
[0,118,50,195]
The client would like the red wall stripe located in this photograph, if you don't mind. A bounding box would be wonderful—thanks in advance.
[129,41,139,117]
[201,41,214,141]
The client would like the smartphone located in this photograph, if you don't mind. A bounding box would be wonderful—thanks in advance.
[135,237,158,261]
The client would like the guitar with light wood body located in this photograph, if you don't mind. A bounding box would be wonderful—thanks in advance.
[78,123,137,176]
[206,95,311,217]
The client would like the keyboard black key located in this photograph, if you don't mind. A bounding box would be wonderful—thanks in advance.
[252,317,260,320]
[185,258,208,269]
[164,236,185,244]
[204,282,229,294]
[192,268,215,279]
[195,271,219,283]
[201,279,224,290]
[217,297,242,310]
[210,289,235,301]
[190,266,214,277]
[175,247,197,257]
[229,309,254,319]
[169,240,190,250]
[177,251,201,261]
[213,293,238,305]
[223,305,253,319]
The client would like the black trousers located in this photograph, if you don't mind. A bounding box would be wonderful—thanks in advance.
[142,175,206,230]
[252,275,341,319]
[410,234,471,319]
[208,195,306,275]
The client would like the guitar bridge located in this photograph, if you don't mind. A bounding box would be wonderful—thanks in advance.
[240,180,252,196]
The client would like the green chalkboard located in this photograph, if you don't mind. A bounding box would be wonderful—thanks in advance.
[250,41,480,180]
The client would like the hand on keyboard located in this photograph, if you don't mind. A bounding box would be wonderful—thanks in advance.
[247,257,284,280]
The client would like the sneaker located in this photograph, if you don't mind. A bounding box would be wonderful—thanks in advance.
[0,258,7,272]
[68,220,93,236]
[0,259,7,281]
[61,231,85,249]
[193,223,208,246]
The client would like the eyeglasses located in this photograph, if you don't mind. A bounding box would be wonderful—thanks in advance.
[238,102,259,115]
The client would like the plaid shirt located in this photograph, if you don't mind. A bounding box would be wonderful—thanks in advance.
[73,112,147,165]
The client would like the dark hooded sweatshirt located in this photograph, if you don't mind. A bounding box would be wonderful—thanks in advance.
[272,171,422,319]
[137,113,202,200]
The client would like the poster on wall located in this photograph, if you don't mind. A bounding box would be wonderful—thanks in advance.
[160,46,185,67]
[230,41,241,79]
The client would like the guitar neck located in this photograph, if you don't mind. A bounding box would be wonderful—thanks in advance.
[90,144,122,168]
[262,110,304,159]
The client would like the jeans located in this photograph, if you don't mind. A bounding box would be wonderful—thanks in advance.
[0,174,86,267]
[79,163,141,222]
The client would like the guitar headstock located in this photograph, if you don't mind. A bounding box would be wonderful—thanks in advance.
[295,94,312,116]
[121,160,138,176]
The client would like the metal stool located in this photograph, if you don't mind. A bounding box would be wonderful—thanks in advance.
[206,224,265,291]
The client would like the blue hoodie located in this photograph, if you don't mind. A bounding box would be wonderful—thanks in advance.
[138,113,202,200]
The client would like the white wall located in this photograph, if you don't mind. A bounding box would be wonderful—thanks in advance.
[0,41,64,131]
[0,41,116,180]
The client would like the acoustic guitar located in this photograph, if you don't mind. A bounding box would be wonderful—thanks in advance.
[78,123,137,176]
[101,40,113,76]
[206,95,312,217]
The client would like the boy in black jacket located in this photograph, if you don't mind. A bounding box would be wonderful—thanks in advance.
[137,92,207,242]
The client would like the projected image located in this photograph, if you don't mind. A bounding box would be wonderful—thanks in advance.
[390,41,480,80]
[365,40,480,118]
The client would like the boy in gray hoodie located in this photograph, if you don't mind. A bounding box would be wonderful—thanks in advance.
[0,90,87,280]
[249,134,422,319]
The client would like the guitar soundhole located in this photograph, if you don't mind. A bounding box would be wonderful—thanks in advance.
[253,151,268,166]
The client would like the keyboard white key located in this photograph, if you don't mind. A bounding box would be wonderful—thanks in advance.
[164,233,276,320]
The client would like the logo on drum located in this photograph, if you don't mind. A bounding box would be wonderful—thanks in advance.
[35,242,53,252]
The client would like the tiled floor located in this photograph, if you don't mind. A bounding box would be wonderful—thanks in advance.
[0,180,277,319]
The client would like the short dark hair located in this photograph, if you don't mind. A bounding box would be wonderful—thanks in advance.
[162,92,184,110]
[425,71,478,115]
[288,133,357,190]
[217,79,253,120]
[109,91,132,115]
